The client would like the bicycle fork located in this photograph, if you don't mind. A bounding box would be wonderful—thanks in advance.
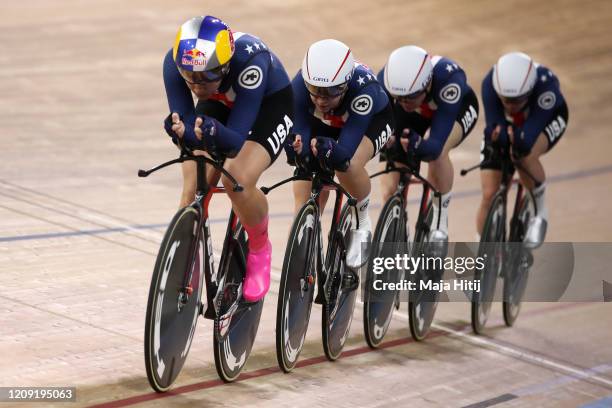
[202,216,218,319]
[314,219,329,305]
[299,208,320,297]
[178,201,206,312]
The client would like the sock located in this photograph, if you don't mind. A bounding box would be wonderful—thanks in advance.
[431,192,452,233]
[244,215,269,252]
[356,194,372,232]
[532,183,548,221]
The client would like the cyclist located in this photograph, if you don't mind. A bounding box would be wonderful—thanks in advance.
[377,45,479,244]
[163,16,294,302]
[478,52,568,247]
[286,39,394,269]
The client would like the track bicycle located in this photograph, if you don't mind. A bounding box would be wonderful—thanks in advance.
[141,142,265,390]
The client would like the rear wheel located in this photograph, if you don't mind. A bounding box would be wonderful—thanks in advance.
[322,203,357,361]
[408,204,441,341]
[364,195,405,348]
[213,220,264,382]
[472,193,505,334]
[276,202,318,372]
[144,206,205,392]
[503,196,534,327]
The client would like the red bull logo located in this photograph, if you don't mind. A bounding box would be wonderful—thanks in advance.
[228,30,235,53]
[181,48,207,68]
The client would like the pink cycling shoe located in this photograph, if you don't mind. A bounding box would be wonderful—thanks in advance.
[243,239,272,302]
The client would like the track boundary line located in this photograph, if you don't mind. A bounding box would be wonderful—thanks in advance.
[85,302,600,408]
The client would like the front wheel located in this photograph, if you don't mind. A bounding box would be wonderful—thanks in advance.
[363,195,406,348]
[144,206,205,392]
[276,201,318,372]
[408,203,441,341]
[322,203,357,361]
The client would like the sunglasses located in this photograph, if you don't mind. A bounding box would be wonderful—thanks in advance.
[305,82,348,99]
[500,93,530,105]
[392,89,427,102]
[180,64,230,84]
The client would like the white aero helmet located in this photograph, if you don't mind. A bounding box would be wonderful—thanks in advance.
[384,45,433,97]
[493,52,537,98]
[302,39,355,97]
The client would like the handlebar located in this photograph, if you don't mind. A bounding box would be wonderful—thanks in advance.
[460,162,481,177]
[260,175,310,195]
[369,161,438,194]
[261,171,357,206]
[460,144,540,184]
[138,138,243,192]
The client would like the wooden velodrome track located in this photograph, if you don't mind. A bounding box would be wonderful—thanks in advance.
[1,0,611,407]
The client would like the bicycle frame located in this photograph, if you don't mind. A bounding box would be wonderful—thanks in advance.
[369,161,440,236]
[262,170,356,304]
[461,148,538,241]
[138,145,243,317]
[462,143,540,231]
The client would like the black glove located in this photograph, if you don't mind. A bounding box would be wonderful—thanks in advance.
[163,113,180,144]
[314,136,350,172]
[510,145,528,162]
[195,115,219,153]
[390,130,421,170]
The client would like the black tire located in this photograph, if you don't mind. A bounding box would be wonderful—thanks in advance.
[408,203,441,341]
[276,202,318,372]
[472,193,506,334]
[213,221,264,382]
[322,203,357,361]
[363,195,405,348]
[503,196,534,327]
[144,206,205,392]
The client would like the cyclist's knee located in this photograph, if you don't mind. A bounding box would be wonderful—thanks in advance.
[340,157,369,178]
[519,133,548,163]
[429,150,452,171]
[524,144,545,163]
[519,153,542,172]
[221,173,255,194]
[222,163,259,192]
